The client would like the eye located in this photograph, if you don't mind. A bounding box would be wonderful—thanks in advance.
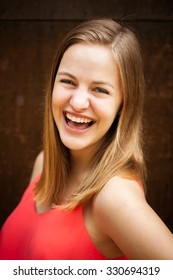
[60,79,76,86]
[94,87,109,95]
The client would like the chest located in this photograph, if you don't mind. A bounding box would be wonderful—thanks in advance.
[1,202,105,259]
[1,186,124,260]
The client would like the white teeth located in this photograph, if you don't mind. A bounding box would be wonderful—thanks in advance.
[66,113,92,124]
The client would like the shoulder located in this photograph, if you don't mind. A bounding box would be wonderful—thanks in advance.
[30,151,44,183]
[92,176,146,236]
[92,176,173,259]
[93,176,145,214]
[34,151,44,169]
[92,176,146,256]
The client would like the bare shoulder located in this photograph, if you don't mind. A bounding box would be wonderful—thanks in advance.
[92,175,146,240]
[30,151,44,183]
[93,176,145,213]
[35,151,44,165]
[92,176,173,259]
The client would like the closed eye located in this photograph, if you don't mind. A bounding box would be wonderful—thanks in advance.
[94,87,109,94]
[60,79,76,86]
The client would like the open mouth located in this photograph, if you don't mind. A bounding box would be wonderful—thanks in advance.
[64,112,95,130]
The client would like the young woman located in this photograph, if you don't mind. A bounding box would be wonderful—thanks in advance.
[0,19,173,260]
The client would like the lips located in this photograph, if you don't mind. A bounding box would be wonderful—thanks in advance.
[64,112,95,130]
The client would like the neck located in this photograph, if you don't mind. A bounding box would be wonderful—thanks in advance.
[70,147,94,169]
[68,148,95,185]
[62,150,91,198]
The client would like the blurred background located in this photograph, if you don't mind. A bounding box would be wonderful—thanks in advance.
[0,0,173,230]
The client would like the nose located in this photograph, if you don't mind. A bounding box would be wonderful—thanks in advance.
[69,88,89,111]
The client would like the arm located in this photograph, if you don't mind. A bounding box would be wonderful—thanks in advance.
[29,151,44,183]
[93,176,173,259]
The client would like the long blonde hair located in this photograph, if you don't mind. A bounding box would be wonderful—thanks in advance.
[34,18,146,208]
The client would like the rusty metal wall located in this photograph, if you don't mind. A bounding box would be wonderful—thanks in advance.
[0,0,173,230]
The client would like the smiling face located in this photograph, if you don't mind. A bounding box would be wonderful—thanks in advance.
[52,43,123,155]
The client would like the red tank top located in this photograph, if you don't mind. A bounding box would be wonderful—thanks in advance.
[0,176,127,260]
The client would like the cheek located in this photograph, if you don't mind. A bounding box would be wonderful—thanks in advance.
[92,99,120,123]
[52,87,70,109]
[52,89,66,124]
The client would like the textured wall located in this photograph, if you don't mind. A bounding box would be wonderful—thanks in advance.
[0,0,173,230]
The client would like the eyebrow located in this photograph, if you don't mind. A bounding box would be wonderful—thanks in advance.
[57,71,76,79]
[91,81,115,90]
[57,71,115,89]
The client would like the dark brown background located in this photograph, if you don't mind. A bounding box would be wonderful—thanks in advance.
[0,0,173,230]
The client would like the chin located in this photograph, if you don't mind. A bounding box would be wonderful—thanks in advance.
[60,138,87,151]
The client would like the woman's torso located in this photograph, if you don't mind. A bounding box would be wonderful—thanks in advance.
[0,176,127,260]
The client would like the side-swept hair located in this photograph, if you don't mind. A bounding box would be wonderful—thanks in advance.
[34,18,146,209]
